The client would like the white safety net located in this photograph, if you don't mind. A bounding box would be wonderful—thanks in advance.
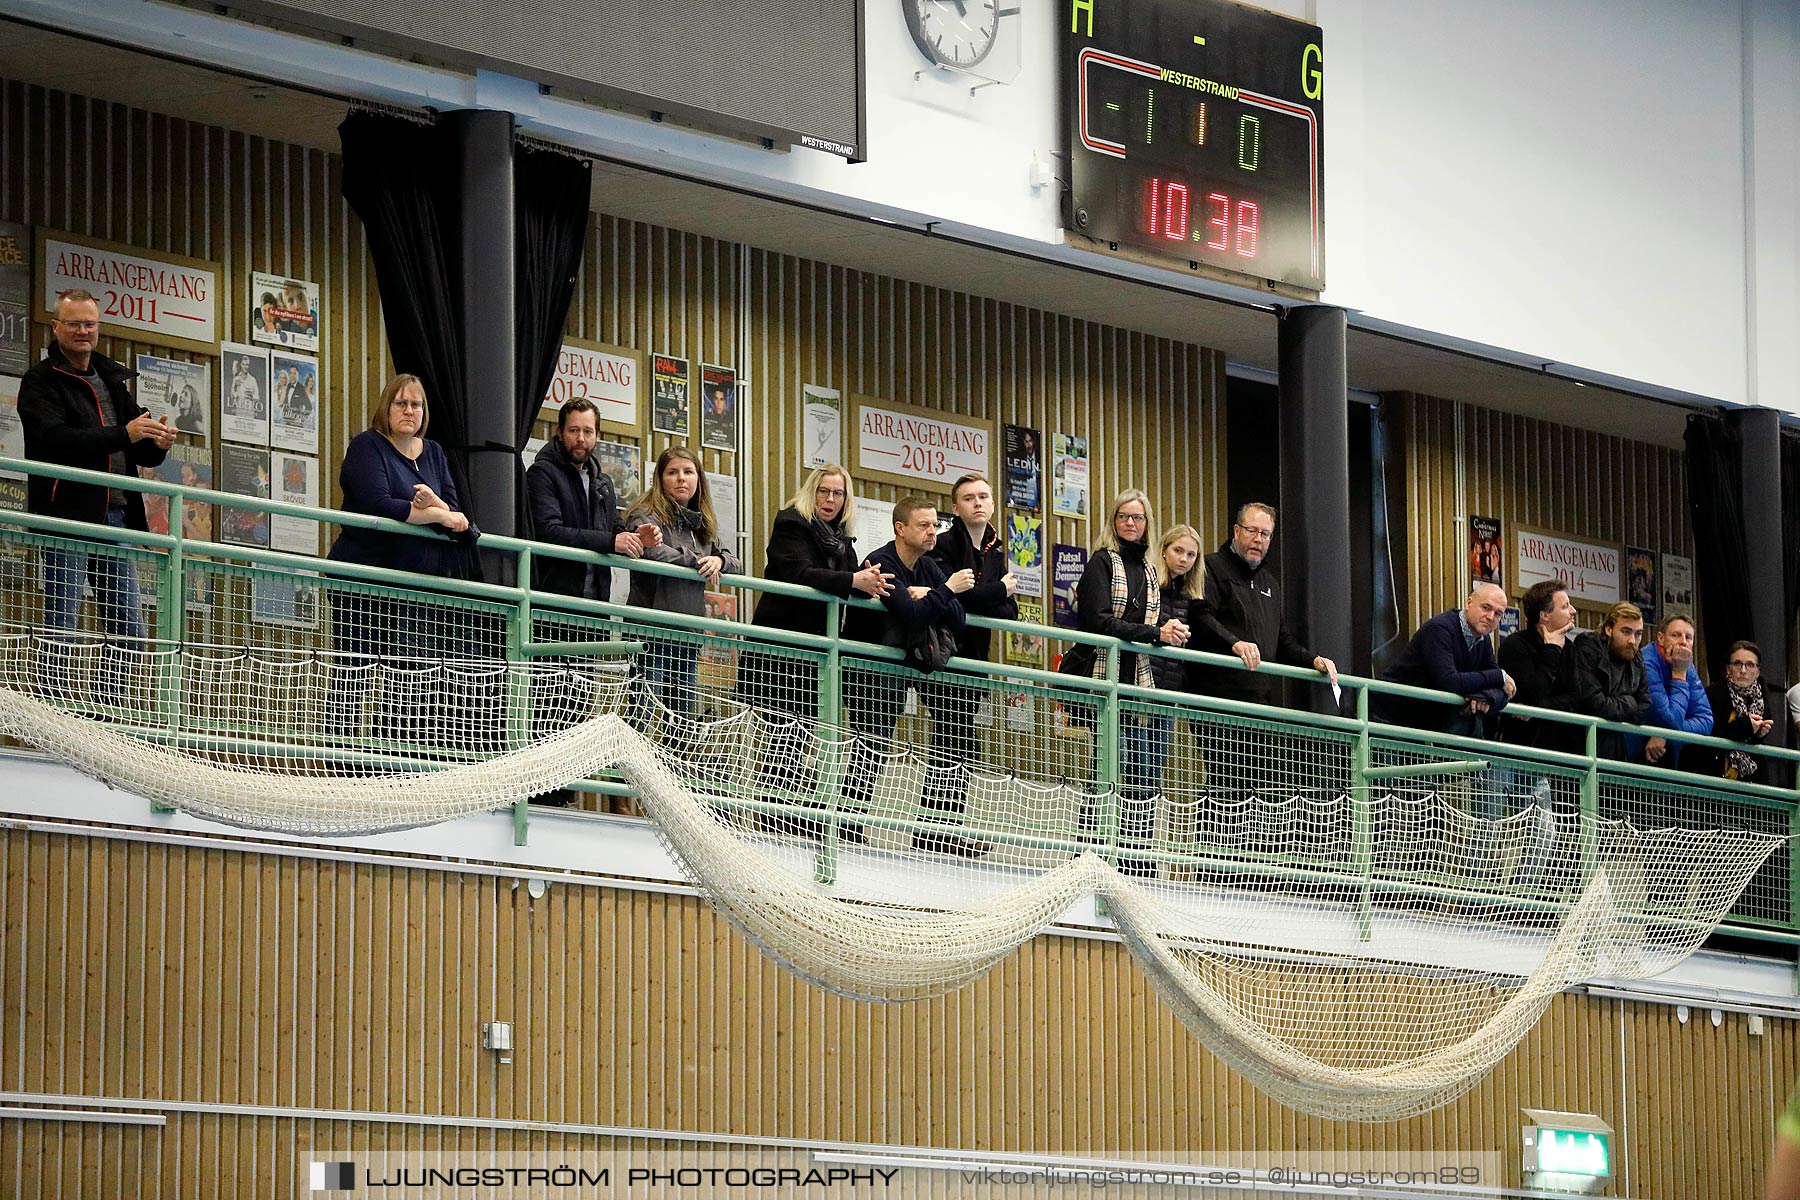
[0,626,1783,1121]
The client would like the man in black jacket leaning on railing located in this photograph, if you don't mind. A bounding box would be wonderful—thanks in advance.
[523,397,659,603]
[18,289,175,643]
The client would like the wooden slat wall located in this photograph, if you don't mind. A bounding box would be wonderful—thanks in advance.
[541,218,1228,579]
[4,826,1796,1198]
[1393,393,1693,636]
[0,80,391,528]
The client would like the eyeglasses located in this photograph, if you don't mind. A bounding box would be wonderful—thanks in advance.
[1236,523,1274,541]
[816,487,846,499]
[1115,513,1148,524]
[1728,660,1759,670]
[391,399,425,411]
[57,320,99,332]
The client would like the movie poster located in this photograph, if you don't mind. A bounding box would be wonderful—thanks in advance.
[140,444,214,542]
[1469,515,1502,585]
[699,364,737,452]
[651,353,690,438]
[802,383,841,468]
[0,374,25,513]
[269,352,320,455]
[595,439,644,511]
[219,444,271,548]
[1051,543,1087,629]
[1662,553,1694,614]
[269,452,320,556]
[1005,596,1047,668]
[1006,511,1044,597]
[1626,546,1658,623]
[219,342,270,446]
[249,271,321,352]
[135,354,211,442]
[1003,424,1041,511]
[698,591,739,676]
[0,221,27,376]
[1051,432,1088,519]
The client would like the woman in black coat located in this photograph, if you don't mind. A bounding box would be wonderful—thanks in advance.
[739,465,892,832]
[1684,640,1782,784]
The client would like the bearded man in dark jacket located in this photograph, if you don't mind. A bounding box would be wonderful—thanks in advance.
[524,398,658,602]
[1547,602,1651,760]
[1189,502,1336,707]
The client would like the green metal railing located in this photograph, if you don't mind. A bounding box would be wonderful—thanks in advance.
[2,455,1796,941]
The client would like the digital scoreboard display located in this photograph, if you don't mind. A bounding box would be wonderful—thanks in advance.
[1062,0,1324,290]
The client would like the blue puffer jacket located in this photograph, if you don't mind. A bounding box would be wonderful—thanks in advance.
[1625,642,1714,765]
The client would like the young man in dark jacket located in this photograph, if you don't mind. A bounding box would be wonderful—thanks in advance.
[1496,578,1577,746]
[841,496,977,854]
[19,290,175,641]
[1189,502,1336,707]
[1373,583,1516,733]
[1547,602,1650,759]
[523,398,659,602]
[920,472,1018,854]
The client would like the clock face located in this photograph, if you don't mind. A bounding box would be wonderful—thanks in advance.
[904,0,1000,69]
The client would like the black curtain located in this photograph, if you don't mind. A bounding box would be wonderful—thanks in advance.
[512,144,593,531]
[337,110,474,502]
[1783,432,1800,684]
[1685,412,1753,682]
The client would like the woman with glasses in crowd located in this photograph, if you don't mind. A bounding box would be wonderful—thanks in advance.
[1057,488,1191,875]
[1684,640,1783,785]
[738,464,894,836]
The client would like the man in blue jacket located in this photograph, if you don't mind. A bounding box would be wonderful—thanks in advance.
[1626,613,1712,767]
[841,496,976,852]
[1373,583,1517,734]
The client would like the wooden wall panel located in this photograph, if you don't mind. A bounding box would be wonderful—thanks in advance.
[5,825,1797,1198]
[1394,393,1693,637]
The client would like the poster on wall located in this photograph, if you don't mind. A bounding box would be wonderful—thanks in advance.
[711,473,739,558]
[0,374,25,512]
[1006,511,1044,598]
[698,591,739,674]
[252,571,322,630]
[543,339,640,434]
[802,383,842,469]
[269,352,320,455]
[700,364,737,452]
[1626,545,1659,623]
[1662,553,1694,614]
[1003,424,1041,511]
[594,439,644,511]
[269,452,321,556]
[219,445,271,548]
[1469,515,1502,585]
[1051,433,1088,519]
[849,395,990,492]
[852,494,893,557]
[0,221,29,376]
[38,229,220,353]
[1512,525,1622,611]
[1051,543,1087,629]
[135,354,210,441]
[141,444,214,541]
[1005,597,1047,668]
[650,353,690,438]
[219,342,270,446]
[249,272,321,352]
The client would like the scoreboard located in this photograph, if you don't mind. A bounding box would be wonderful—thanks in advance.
[1062,0,1325,290]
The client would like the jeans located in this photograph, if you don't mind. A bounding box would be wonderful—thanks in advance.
[41,512,146,641]
[638,639,700,720]
[918,678,984,823]
[1474,767,1556,892]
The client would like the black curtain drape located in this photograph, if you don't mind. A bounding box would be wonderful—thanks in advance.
[337,110,474,502]
[1783,432,1800,683]
[512,144,593,530]
[1685,412,1753,682]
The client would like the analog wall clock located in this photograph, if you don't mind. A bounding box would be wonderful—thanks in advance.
[903,0,1001,69]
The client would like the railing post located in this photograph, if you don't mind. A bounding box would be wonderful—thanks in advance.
[1351,685,1373,938]
[1580,722,1600,885]
[1789,779,1800,974]
[1098,647,1121,868]
[509,548,534,846]
[815,597,845,886]
[149,511,186,814]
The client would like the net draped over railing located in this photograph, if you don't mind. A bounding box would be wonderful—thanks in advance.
[0,623,1781,1122]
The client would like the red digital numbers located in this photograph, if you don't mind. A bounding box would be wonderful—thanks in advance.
[1141,179,1259,258]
